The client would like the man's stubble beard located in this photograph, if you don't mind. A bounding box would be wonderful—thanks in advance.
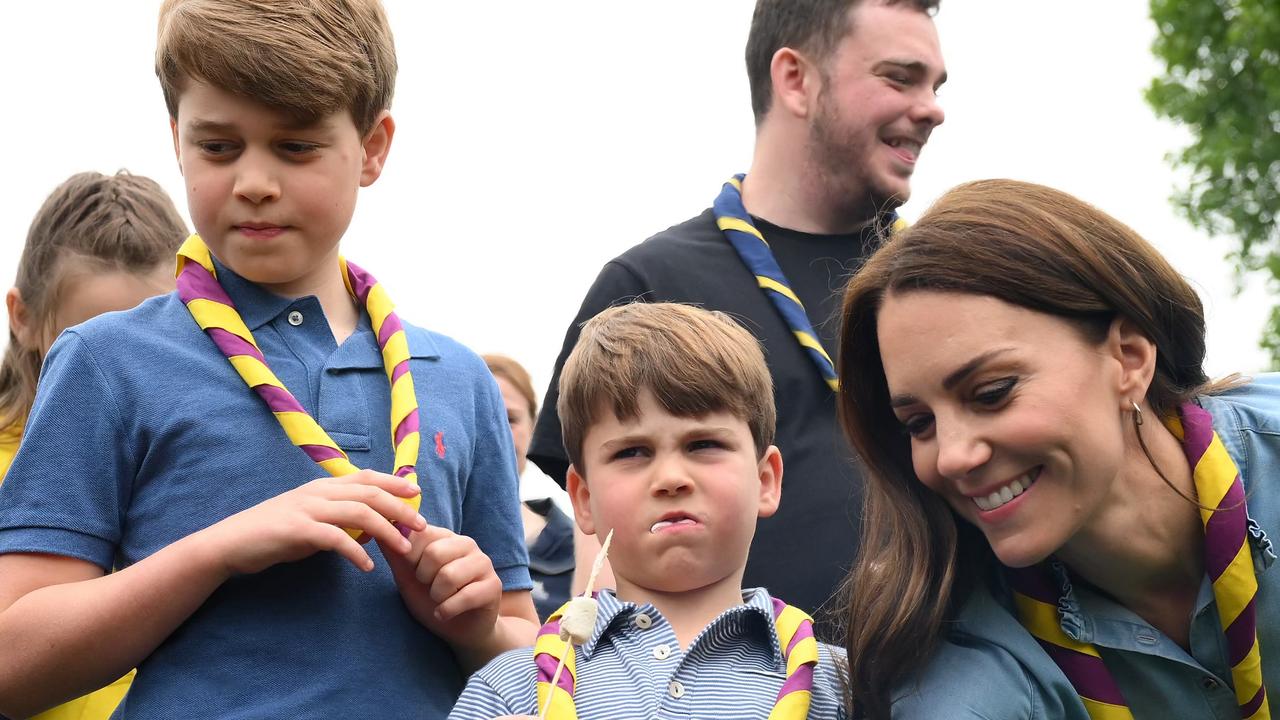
[807,88,906,225]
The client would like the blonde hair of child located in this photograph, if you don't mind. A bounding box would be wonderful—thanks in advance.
[0,171,186,431]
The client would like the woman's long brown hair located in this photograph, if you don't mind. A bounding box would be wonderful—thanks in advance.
[836,179,1213,719]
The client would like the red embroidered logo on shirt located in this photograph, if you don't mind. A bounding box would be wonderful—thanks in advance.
[435,431,446,458]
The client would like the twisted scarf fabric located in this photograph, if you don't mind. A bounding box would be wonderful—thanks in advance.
[712,174,905,392]
[1008,401,1268,720]
[534,596,818,719]
[175,235,422,531]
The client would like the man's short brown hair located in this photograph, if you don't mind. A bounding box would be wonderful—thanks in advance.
[745,0,941,124]
[155,0,396,135]
[558,302,776,472]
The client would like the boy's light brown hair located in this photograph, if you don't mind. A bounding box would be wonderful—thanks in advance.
[155,0,396,135]
[558,302,776,472]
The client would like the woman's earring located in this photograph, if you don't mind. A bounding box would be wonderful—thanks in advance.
[1131,400,1144,427]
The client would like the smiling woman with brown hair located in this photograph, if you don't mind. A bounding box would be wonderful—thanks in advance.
[837,178,1276,720]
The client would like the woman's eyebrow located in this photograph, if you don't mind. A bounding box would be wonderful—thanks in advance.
[942,348,1014,391]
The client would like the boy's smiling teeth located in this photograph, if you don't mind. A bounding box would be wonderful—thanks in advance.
[650,517,696,533]
[973,468,1040,512]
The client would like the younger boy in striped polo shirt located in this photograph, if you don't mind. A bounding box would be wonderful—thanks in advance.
[450,302,848,719]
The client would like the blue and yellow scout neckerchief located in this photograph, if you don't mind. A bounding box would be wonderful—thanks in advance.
[712,174,905,392]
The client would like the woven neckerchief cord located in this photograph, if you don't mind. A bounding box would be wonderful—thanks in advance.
[534,594,819,719]
[1008,401,1268,720]
[175,234,422,530]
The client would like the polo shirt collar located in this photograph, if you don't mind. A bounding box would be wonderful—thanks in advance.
[579,589,630,658]
[581,587,786,669]
[327,319,441,370]
[211,255,294,331]
[209,255,440,367]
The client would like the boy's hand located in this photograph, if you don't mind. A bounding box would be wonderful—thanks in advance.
[380,525,503,648]
[200,470,427,577]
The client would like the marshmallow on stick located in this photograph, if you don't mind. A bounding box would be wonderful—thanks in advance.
[538,529,613,720]
[557,597,598,644]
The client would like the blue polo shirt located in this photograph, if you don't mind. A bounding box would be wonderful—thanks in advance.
[0,259,531,719]
[908,374,1280,719]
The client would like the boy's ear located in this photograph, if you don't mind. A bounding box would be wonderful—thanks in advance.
[6,287,33,349]
[359,111,395,187]
[1106,316,1157,412]
[756,445,783,519]
[566,463,596,536]
[170,117,183,175]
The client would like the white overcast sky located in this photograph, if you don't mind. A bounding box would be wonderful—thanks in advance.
[1,1,1270,397]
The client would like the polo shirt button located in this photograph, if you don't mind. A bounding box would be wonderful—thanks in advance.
[287,310,304,326]
[1201,676,1220,690]
[652,644,671,660]
[668,680,685,699]
[634,613,652,629]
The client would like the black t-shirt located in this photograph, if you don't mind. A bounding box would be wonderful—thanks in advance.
[530,208,881,636]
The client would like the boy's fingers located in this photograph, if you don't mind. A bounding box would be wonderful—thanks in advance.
[325,483,426,532]
[365,489,427,532]
[413,530,469,588]
[433,575,500,620]
[378,535,421,587]
[316,501,412,555]
[402,525,453,581]
[316,523,375,572]
[332,469,422,498]
[426,549,493,604]
[413,523,454,544]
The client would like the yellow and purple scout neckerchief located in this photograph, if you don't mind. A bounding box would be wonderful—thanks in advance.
[174,235,422,529]
[1008,401,1269,720]
[712,174,907,393]
[535,594,819,719]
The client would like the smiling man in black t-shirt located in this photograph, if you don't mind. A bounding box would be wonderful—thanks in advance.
[531,0,948,636]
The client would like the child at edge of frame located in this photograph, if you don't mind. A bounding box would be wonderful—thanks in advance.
[448,302,850,720]
[1,169,187,720]
[0,1,538,718]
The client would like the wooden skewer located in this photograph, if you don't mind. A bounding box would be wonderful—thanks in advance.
[538,529,614,720]
[581,528,613,599]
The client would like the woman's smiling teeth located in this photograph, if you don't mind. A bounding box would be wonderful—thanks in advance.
[650,517,696,533]
[972,468,1040,512]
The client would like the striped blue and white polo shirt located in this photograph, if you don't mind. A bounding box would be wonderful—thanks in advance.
[448,587,848,719]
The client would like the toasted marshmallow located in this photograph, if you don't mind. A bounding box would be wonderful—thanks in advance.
[558,596,598,644]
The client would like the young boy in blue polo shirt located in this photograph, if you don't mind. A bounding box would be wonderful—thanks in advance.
[449,303,848,719]
[0,1,537,717]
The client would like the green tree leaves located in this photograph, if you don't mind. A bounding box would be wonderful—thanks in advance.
[1147,0,1280,364]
